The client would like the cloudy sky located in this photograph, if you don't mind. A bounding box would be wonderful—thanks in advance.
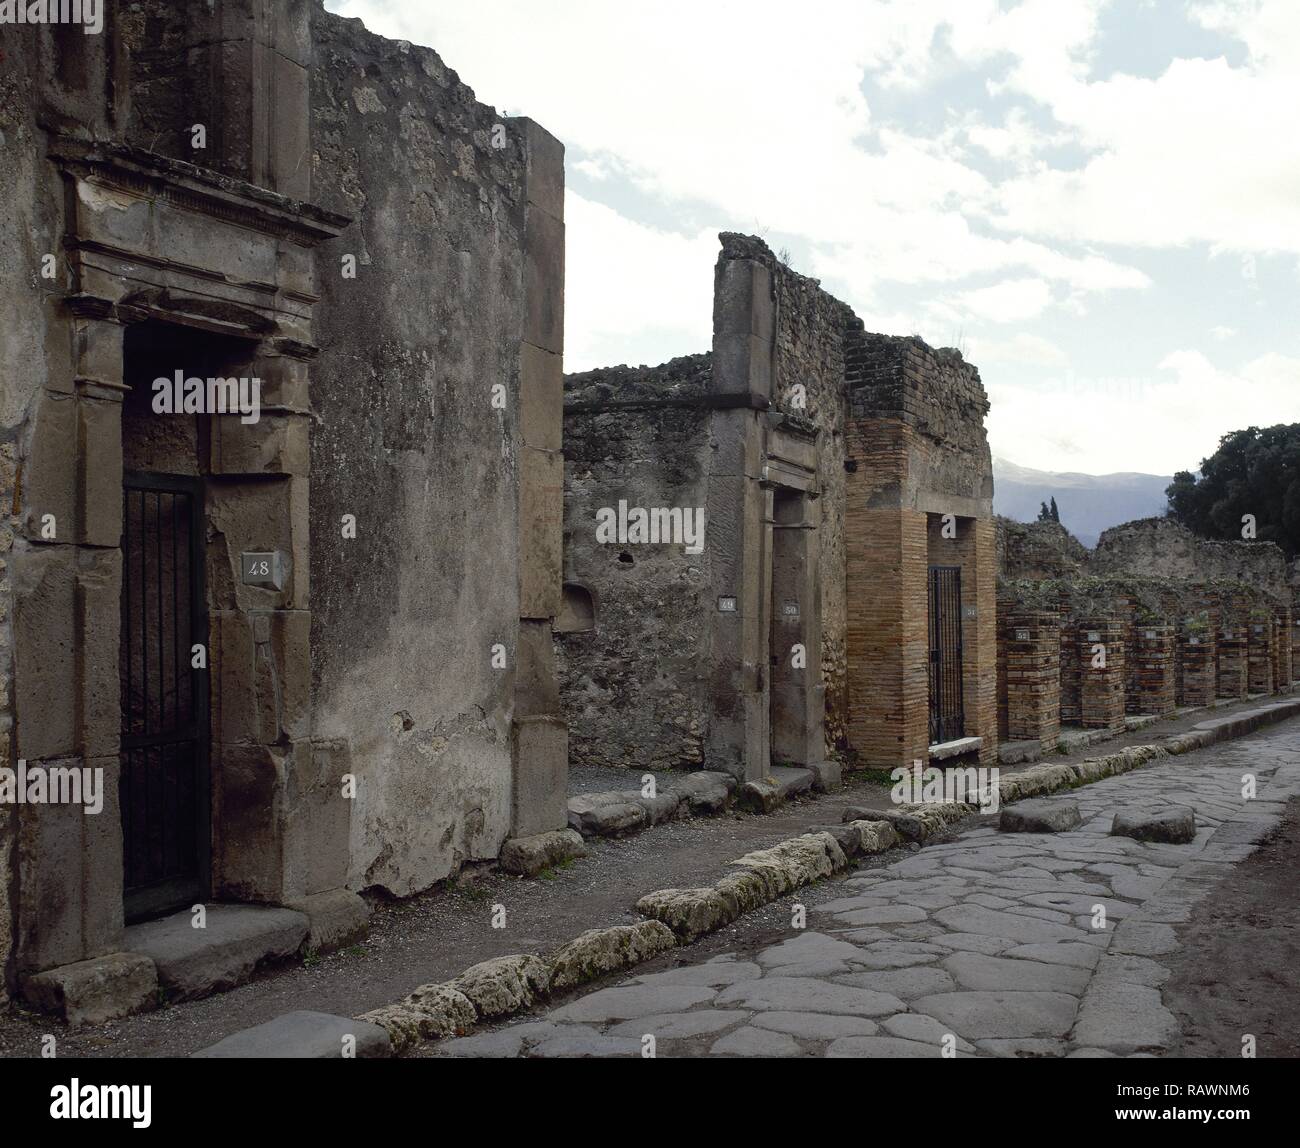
[325,0,1299,477]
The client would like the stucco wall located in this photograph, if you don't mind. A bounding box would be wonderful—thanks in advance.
[307,13,528,895]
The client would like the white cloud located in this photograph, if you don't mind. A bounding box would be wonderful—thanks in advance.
[989,349,1300,473]
[325,0,1297,474]
[966,332,1068,367]
[953,278,1054,323]
[563,192,716,371]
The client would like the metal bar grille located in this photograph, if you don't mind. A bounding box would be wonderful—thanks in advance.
[119,473,209,921]
[928,565,965,746]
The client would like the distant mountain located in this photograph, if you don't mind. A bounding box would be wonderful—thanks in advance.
[993,458,1172,549]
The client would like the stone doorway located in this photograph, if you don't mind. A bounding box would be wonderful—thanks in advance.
[767,486,820,770]
[118,321,255,921]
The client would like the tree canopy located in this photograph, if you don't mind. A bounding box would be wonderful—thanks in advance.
[1166,423,1300,558]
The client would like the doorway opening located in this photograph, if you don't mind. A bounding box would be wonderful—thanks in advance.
[769,489,807,767]
[118,321,251,922]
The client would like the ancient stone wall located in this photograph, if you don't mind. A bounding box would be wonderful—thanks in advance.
[556,357,714,771]
[305,11,548,896]
[1092,517,1289,600]
[996,517,1088,580]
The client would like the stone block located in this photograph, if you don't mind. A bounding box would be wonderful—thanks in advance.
[519,342,562,452]
[75,548,122,758]
[848,819,902,855]
[999,799,1081,834]
[675,770,736,816]
[547,922,676,993]
[511,714,568,838]
[806,760,842,792]
[514,618,560,717]
[567,792,647,838]
[711,331,771,401]
[268,53,310,200]
[12,546,77,761]
[283,738,352,899]
[77,395,123,546]
[738,766,813,813]
[72,318,124,389]
[1111,805,1196,845]
[636,887,737,941]
[21,390,77,543]
[212,744,288,901]
[287,888,369,956]
[357,984,475,1054]
[518,117,565,221]
[518,446,563,619]
[523,209,564,355]
[22,952,157,1027]
[451,954,551,1019]
[193,1010,390,1058]
[123,904,308,1002]
[498,828,587,877]
[211,412,309,476]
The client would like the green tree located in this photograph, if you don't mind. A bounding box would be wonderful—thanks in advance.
[1049,496,1060,523]
[1166,423,1300,557]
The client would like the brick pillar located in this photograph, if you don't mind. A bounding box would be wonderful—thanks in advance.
[1272,605,1292,693]
[1180,625,1216,707]
[844,500,929,769]
[1248,612,1275,695]
[1078,619,1125,732]
[1003,611,1061,750]
[1059,600,1081,725]
[1132,622,1176,716]
[1216,620,1247,700]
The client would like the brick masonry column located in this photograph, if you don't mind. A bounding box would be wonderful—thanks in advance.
[1132,622,1176,716]
[844,495,928,769]
[961,517,998,766]
[1216,625,1247,700]
[1247,609,1275,695]
[1180,620,1217,707]
[508,119,568,837]
[1078,619,1125,733]
[1271,605,1292,692]
[1003,610,1061,751]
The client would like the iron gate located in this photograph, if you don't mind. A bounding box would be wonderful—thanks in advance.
[928,564,965,745]
[120,473,209,922]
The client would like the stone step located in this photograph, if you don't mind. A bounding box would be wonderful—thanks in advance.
[739,766,814,813]
[192,1011,391,1058]
[124,903,309,1003]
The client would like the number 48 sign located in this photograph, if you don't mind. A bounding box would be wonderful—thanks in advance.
[241,550,286,591]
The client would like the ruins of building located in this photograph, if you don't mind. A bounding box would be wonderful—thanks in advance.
[0,2,571,1012]
[996,516,1296,757]
[557,234,997,789]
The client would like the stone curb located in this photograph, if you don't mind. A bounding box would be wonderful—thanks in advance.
[354,920,676,1055]
[227,698,1300,1057]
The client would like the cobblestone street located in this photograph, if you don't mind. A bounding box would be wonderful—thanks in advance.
[432,721,1300,1058]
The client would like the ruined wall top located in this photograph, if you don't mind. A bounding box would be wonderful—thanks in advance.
[564,353,713,407]
[1092,516,1289,599]
[997,517,1090,580]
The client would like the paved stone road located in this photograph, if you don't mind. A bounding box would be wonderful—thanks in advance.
[432,722,1300,1058]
